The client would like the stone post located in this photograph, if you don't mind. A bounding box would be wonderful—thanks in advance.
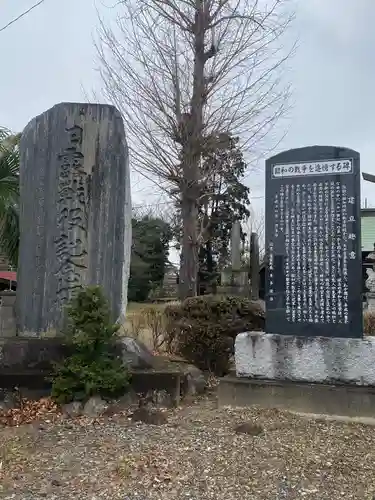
[229,221,248,295]
[250,232,260,300]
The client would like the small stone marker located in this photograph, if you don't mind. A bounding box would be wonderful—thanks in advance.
[17,103,132,335]
[265,146,362,338]
[250,232,260,300]
[227,221,248,295]
[231,221,242,271]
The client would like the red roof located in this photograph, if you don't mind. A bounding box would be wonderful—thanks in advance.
[0,271,17,281]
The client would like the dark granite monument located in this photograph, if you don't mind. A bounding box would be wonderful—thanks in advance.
[17,103,132,336]
[265,146,362,338]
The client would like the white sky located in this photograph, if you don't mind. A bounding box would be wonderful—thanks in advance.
[2,0,375,263]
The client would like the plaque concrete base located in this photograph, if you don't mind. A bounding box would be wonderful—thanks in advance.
[235,331,375,386]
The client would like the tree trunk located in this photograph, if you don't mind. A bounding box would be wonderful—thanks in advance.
[179,192,198,299]
[178,0,206,301]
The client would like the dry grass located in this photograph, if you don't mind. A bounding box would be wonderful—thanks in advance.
[1,396,375,499]
[364,311,375,336]
[121,301,178,350]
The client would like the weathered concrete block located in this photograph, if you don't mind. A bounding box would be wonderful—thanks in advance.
[0,338,67,374]
[17,103,131,335]
[235,331,375,386]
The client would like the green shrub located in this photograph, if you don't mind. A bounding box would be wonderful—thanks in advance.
[164,295,264,375]
[51,286,130,404]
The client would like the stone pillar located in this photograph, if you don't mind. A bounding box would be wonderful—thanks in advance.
[17,103,132,336]
[250,232,260,300]
[231,221,242,272]
[228,221,248,295]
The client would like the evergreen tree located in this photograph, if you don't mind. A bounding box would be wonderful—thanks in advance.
[198,136,250,292]
[173,136,250,294]
[51,286,129,404]
[129,215,171,301]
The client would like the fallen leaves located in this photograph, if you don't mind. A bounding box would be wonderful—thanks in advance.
[0,435,35,486]
[114,449,189,488]
[0,397,60,427]
[1,398,375,499]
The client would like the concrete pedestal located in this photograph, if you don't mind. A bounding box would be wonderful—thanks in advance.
[235,331,375,386]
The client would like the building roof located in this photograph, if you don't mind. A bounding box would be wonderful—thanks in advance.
[361,208,375,252]
[0,271,16,282]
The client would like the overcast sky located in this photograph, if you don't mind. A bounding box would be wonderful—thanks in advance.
[1,0,375,215]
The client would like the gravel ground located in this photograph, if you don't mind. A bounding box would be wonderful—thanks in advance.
[1,395,375,500]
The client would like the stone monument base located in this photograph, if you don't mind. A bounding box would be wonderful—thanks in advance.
[235,331,375,386]
[218,376,375,419]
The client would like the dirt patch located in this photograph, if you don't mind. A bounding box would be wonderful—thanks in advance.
[1,394,375,499]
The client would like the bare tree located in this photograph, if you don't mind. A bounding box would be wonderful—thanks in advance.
[96,0,294,299]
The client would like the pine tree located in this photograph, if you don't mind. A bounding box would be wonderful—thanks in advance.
[129,214,171,301]
[51,286,130,404]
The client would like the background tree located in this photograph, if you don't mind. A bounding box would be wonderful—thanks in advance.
[0,128,20,267]
[129,213,172,302]
[97,0,294,299]
[196,136,250,293]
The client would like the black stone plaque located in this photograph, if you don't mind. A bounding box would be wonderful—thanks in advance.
[265,146,362,338]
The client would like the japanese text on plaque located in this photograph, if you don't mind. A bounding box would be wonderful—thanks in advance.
[269,162,357,325]
[272,159,352,179]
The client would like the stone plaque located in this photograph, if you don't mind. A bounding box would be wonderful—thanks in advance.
[265,146,362,338]
[17,103,132,335]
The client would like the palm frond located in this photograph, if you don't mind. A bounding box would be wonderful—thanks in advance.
[0,127,20,266]
[0,203,19,267]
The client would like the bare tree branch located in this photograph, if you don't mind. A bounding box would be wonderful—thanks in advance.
[95,0,294,298]
[96,0,293,178]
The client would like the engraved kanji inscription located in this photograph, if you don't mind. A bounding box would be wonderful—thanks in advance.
[54,125,88,306]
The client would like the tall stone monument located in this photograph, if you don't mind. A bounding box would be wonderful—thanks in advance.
[264,146,362,338]
[17,103,132,336]
[266,146,363,338]
[234,147,375,402]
